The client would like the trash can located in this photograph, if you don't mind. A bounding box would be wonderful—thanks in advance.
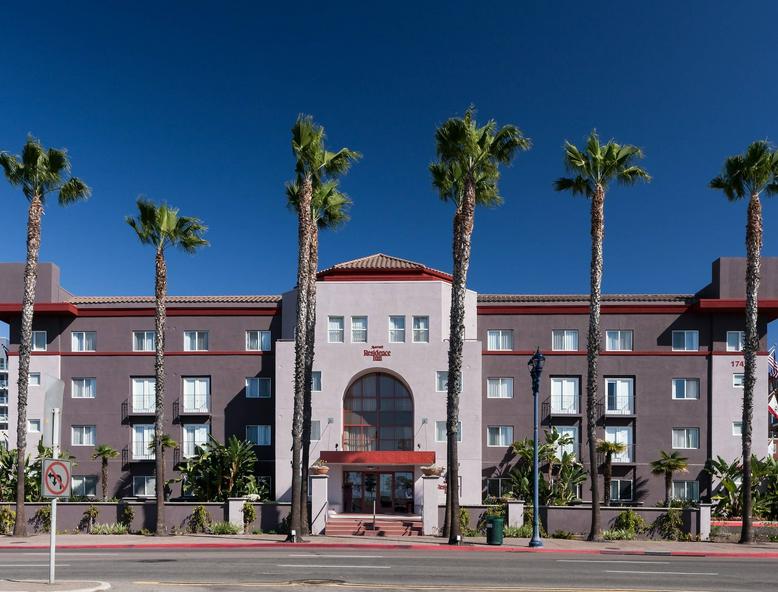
[486,516,504,545]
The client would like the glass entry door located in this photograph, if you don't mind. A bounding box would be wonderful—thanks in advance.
[343,470,415,514]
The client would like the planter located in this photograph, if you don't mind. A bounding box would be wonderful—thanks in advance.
[421,465,443,477]
[311,466,330,476]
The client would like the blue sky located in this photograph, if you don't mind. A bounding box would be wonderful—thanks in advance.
[1,1,778,304]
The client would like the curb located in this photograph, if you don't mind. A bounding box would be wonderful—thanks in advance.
[0,540,776,558]
[1,580,110,592]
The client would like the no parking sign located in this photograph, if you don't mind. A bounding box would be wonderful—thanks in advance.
[41,459,71,498]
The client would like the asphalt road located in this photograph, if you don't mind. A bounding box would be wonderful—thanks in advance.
[0,547,774,591]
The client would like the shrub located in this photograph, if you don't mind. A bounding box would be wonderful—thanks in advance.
[32,506,51,533]
[651,509,691,541]
[551,529,575,539]
[119,504,135,529]
[189,505,211,533]
[209,521,241,535]
[80,505,100,533]
[603,528,636,540]
[0,507,15,534]
[91,522,129,535]
[614,509,648,534]
[242,501,256,531]
[139,528,152,536]
[458,508,479,536]
[504,522,547,538]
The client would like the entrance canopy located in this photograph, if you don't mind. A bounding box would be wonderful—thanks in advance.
[320,450,435,465]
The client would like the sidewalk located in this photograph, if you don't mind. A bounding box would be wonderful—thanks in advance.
[0,581,109,592]
[2,533,777,558]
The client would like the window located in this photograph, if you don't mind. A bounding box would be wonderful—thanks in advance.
[133,476,155,497]
[672,330,699,352]
[412,316,430,343]
[726,331,745,352]
[245,330,271,351]
[672,378,700,400]
[436,371,448,392]
[552,330,578,351]
[605,378,634,414]
[550,377,580,413]
[605,330,633,351]
[733,373,745,388]
[182,377,210,412]
[310,420,321,442]
[71,425,96,446]
[672,480,700,502]
[487,426,513,447]
[732,421,743,436]
[72,475,97,497]
[610,479,633,502]
[72,378,96,399]
[311,371,322,392]
[327,316,344,343]
[672,427,700,449]
[245,377,271,399]
[32,331,47,351]
[389,316,405,343]
[133,331,156,352]
[71,331,96,352]
[182,425,209,458]
[487,330,513,351]
[350,316,368,343]
[487,377,514,399]
[27,419,41,432]
[132,378,156,412]
[183,331,208,351]
[435,420,462,442]
[486,477,512,499]
[29,373,41,386]
[246,425,271,446]
[554,426,578,458]
[132,425,155,460]
[604,426,632,462]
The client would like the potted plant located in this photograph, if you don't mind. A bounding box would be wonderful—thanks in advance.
[421,464,443,477]
[311,459,329,475]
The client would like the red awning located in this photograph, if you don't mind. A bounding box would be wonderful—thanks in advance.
[319,451,435,466]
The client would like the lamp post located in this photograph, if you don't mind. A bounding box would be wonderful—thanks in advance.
[528,347,545,548]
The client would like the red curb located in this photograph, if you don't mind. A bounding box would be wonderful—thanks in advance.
[0,540,776,558]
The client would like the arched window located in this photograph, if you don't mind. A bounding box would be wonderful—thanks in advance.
[343,373,413,451]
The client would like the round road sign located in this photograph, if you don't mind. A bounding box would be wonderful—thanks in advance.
[42,459,71,498]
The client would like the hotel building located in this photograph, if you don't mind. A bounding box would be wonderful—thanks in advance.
[0,254,774,510]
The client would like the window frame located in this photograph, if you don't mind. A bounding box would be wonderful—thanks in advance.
[605,330,633,352]
[71,377,97,399]
[671,378,700,400]
[133,476,156,497]
[27,419,41,433]
[733,373,745,388]
[311,371,322,392]
[246,424,272,446]
[32,331,47,352]
[350,316,368,343]
[327,316,345,343]
[550,376,580,414]
[551,329,578,352]
[486,377,514,399]
[131,377,156,413]
[604,377,635,414]
[487,425,514,447]
[132,330,156,352]
[726,331,745,352]
[183,330,209,352]
[182,377,211,412]
[671,480,700,502]
[388,315,406,343]
[487,330,514,351]
[71,425,96,447]
[672,330,699,352]
[72,475,98,498]
[610,478,634,502]
[245,377,271,399]
[553,425,579,458]
[132,424,155,460]
[672,427,700,450]
[310,420,321,442]
[28,372,41,386]
[71,331,96,352]
[436,371,448,393]
[412,316,430,343]
[732,421,743,436]
[182,424,209,458]
[245,330,271,352]
[435,420,462,443]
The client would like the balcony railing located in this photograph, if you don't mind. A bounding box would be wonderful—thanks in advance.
[341,434,413,452]
[542,394,581,417]
[131,440,155,461]
[597,443,635,464]
[173,398,211,420]
[122,399,156,422]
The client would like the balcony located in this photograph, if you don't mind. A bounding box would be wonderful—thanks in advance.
[597,443,635,465]
[173,397,210,421]
[121,398,156,422]
[542,394,581,417]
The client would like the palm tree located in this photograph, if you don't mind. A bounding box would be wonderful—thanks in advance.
[710,140,778,543]
[651,450,689,506]
[554,131,649,540]
[431,107,530,544]
[286,115,359,541]
[595,439,627,506]
[127,200,208,534]
[92,445,119,500]
[0,136,90,536]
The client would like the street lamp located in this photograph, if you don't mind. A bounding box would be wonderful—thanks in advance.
[527,347,545,548]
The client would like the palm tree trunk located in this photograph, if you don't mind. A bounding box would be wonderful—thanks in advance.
[740,192,762,545]
[665,471,672,506]
[300,223,319,535]
[446,181,476,545]
[154,248,167,535]
[288,175,313,543]
[102,458,108,501]
[586,184,605,541]
[13,193,43,537]
[603,453,612,506]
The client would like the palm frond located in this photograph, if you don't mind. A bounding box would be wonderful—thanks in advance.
[554,176,593,197]
[58,177,91,205]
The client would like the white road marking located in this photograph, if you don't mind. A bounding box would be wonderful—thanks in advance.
[557,559,671,564]
[15,552,123,556]
[277,563,390,569]
[605,570,718,576]
[0,564,72,567]
[287,553,384,558]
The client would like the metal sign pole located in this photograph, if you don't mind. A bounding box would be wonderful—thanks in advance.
[49,407,60,585]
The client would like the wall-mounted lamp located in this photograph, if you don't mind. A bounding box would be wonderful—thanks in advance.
[327,417,334,424]
[421,417,428,425]
[334,443,339,451]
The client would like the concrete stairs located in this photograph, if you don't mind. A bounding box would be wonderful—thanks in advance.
[324,515,423,537]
